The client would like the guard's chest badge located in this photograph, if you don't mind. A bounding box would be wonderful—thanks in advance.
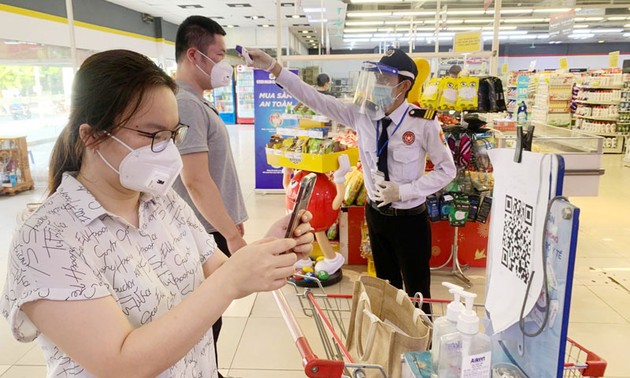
[403,131,415,145]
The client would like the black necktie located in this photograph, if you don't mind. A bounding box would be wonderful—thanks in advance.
[377,117,392,181]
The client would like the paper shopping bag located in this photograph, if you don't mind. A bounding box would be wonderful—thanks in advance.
[346,275,432,378]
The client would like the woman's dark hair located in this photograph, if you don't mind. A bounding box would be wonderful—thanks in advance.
[47,49,176,195]
[175,16,226,63]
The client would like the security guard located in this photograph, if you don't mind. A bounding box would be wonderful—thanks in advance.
[247,48,456,313]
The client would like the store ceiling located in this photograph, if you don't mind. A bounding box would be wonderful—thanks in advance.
[105,0,630,51]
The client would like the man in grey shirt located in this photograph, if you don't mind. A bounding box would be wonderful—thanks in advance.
[173,15,248,377]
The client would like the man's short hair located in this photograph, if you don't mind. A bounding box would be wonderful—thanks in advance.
[317,73,330,87]
[175,16,226,62]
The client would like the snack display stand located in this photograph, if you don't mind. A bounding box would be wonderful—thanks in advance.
[264,106,359,174]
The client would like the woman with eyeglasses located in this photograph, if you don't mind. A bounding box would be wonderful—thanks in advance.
[0,49,313,378]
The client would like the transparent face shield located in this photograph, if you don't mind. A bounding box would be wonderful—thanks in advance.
[353,61,401,115]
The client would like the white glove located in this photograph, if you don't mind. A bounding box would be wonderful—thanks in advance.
[333,155,352,184]
[374,181,400,207]
[245,47,277,72]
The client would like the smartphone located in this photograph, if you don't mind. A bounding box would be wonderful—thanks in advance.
[285,172,317,238]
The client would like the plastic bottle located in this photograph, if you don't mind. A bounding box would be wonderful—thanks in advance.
[437,291,492,378]
[431,283,465,375]
[9,170,17,187]
[516,101,527,126]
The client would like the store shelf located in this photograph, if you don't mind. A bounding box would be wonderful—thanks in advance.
[603,147,624,154]
[574,115,619,122]
[576,84,624,90]
[575,100,620,105]
[573,131,627,137]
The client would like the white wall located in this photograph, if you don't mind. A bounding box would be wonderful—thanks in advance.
[0,9,307,65]
[0,9,174,63]
[500,53,630,72]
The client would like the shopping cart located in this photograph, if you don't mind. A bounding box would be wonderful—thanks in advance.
[273,276,608,378]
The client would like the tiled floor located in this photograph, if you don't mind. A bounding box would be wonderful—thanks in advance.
[0,124,629,377]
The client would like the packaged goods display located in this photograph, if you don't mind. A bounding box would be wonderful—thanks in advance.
[0,136,34,195]
[531,73,573,127]
[572,69,626,153]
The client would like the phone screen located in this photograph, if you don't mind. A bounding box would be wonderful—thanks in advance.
[285,173,317,238]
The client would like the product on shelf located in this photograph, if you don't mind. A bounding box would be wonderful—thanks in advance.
[531,72,573,127]
[437,113,460,126]
[286,102,317,116]
[419,76,481,112]
[343,168,365,206]
[0,136,34,195]
[571,69,627,154]
[265,121,359,172]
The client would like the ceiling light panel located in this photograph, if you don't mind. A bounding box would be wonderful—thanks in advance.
[347,12,392,18]
[303,8,325,13]
[503,18,547,23]
[350,0,406,3]
[346,21,384,26]
[532,8,575,13]
[447,10,486,16]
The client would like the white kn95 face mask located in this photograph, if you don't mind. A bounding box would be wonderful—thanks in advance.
[97,134,183,197]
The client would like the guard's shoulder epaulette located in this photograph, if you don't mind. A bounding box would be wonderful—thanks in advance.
[408,108,437,120]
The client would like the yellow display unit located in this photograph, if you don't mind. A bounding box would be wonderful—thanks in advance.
[266,147,359,173]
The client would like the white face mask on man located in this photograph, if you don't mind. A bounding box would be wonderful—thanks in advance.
[195,50,233,88]
[372,82,403,112]
[97,134,183,197]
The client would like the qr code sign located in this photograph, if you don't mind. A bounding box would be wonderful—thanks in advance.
[501,195,533,284]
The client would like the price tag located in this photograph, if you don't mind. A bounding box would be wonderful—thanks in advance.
[559,58,568,70]
[609,51,619,68]
[529,60,536,72]
[528,60,537,72]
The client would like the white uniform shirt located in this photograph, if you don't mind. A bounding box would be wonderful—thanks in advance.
[275,69,457,209]
[1,173,218,378]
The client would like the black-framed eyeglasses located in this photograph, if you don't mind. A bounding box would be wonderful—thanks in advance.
[120,123,189,152]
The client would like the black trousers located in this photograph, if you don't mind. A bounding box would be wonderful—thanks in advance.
[210,231,231,378]
[365,204,433,315]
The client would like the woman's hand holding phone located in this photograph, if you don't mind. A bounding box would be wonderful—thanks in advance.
[266,211,314,259]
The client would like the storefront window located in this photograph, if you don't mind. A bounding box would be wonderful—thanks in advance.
[0,39,95,183]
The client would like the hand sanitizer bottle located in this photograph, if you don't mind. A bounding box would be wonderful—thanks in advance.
[431,283,464,375]
[437,291,492,378]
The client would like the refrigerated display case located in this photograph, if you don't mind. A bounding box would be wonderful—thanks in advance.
[495,122,604,196]
[235,64,255,124]
[212,76,236,124]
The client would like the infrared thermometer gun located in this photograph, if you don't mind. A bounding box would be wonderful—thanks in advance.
[235,45,253,65]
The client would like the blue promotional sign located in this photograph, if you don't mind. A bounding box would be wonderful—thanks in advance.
[253,69,298,191]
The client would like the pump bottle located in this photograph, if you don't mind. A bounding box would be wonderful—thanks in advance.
[431,282,464,375]
[437,291,492,378]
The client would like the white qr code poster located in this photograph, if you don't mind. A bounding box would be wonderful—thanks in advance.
[485,148,563,334]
